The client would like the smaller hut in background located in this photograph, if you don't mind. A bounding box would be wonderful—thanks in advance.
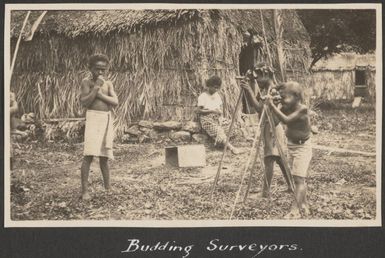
[307,53,376,101]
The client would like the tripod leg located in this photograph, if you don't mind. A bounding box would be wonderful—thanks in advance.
[211,88,244,199]
[243,134,263,202]
[243,109,267,202]
[229,109,267,219]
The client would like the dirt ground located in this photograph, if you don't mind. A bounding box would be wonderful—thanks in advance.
[10,106,377,221]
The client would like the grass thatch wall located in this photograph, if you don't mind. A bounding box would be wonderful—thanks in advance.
[11,17,242,136]
[10,10,310,137]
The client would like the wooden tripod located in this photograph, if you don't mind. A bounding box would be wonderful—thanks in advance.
[225,79,301,219]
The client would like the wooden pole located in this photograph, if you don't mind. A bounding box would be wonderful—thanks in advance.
[260,10,277,84]
[242,110,266,202]
[9,11,31,85]
[273,9,286,82]
[210,83,244,200]
[229,108,266,219]
[242,78,270,202]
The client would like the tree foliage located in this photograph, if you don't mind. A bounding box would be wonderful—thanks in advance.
[298,9,376,68]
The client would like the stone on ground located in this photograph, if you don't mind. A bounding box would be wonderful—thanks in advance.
[138,120,154,128]
[182,121,201,133]
[153,121,182,130]
[169,131,191,142]
[192,133,210,144]
[125,125,142,136]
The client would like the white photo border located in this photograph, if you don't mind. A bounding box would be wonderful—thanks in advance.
[4,3,382,228]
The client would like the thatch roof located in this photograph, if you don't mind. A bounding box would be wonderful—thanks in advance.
[312,53,376,71]
[10,9,311,136]
[11,9,309,43]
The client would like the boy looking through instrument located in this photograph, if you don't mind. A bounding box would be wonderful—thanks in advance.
[267,81,312,218]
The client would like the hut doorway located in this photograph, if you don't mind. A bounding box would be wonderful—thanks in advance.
[239,30,261,114]
[354,67,368,97]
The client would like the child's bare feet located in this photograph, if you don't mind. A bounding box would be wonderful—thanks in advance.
[81,192,91,201]
[301,205,311,217]
[261,190,271,199]
[284,209,301,219]
[284,188,293,193]
[105,188,114,195]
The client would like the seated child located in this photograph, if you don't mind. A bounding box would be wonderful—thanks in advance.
[196,75,241,154]
[241,78,291,198]
[267,81,312,218]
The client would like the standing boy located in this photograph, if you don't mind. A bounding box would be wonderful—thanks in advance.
[80,54,119,200]
[267,81,312,218]
[241,78,291,198]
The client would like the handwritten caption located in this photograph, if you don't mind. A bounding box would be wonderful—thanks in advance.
[121,238,302,257]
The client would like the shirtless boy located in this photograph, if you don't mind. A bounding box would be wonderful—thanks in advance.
[80,54,118,200]
[267,81,312,218]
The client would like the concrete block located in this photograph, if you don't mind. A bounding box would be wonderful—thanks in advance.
[165,144,206,167]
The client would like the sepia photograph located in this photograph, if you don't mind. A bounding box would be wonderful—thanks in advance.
[4,4,381,227]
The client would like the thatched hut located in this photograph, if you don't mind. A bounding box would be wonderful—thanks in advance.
[306,53,376,101]
[10,9,310,136]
